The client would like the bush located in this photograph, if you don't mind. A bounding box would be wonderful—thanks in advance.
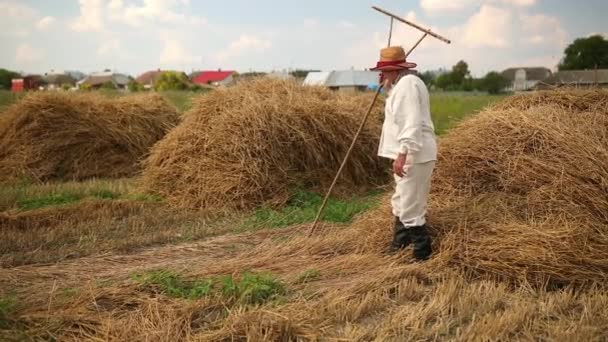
[480,72,509,94]
[128,81,145,92]
[101,81,116,90]
[154,72,190,91]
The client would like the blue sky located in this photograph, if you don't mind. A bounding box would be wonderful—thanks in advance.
[1,0,606,77]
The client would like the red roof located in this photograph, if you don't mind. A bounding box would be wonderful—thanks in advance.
[192,70,234,84]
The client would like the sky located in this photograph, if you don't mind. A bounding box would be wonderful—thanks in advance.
[0,0,606,77]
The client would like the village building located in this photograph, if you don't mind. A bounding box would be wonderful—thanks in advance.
[501,67,552,92]
[303,70,380,92]
[190,70,235,87]
[78,72,132,90]
[535,69,608,89]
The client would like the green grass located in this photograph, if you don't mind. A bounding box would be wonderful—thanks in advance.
[17,192,84,211]
[243,189,382,230]
[161,90,199,112]
[219,272,285,305]
[0,178,160,212]
[132,270,213,300]
[430,93,507,134]
[0,90,24,111]
[132,270,285,304]
[0,296,16,328]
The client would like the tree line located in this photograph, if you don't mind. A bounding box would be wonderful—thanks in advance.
[418,61,509,94]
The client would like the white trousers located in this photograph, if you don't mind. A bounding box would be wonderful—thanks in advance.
[391,161,436,228]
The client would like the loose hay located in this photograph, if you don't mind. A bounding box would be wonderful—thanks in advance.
[0,92,180,182]
[142,79,386,211]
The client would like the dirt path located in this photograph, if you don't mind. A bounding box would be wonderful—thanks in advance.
[0,229,288,290]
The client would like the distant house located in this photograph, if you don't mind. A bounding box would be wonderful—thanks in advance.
[43,72,76,89]
[501,67,552,92]
[136,70,163,89]
[190,70,235,87]
[11,75,43,92]
[65,70,86,82]
[303,71,333,86]
[535,69,608,90]
[78,72,132,90]
[326,70,380,92]
[303,70,380,92]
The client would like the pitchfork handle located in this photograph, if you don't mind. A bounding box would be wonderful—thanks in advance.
[308,85,383,236]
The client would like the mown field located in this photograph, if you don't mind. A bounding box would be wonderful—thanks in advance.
[2,87,558,341]
[0,88,505,266]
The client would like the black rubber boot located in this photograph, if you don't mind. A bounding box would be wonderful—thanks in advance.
[410,224,432,261]
[388,216,411,253]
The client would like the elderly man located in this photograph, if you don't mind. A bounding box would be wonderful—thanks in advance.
[371,46,437,261]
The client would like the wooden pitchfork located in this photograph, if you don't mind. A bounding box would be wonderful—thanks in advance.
[308,6,451,236]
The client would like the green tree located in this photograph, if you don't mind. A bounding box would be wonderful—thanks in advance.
[128,80,144,92]
[451,60,470,85]
[418,71,436,87]
[558,35,608,70]
[0,68,20,90]
[480,71,508,94]
[290,69,319,78]
[154,71,189,91]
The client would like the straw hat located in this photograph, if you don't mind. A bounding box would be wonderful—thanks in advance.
[370,46,417,71]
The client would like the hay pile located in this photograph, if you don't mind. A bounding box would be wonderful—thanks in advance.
[427,88,608,285]
[142,79,386,211]
[492,87,608,113]
[0,92,179,182]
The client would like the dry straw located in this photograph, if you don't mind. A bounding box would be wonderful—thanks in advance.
[4,89,608,341]
[0,92,180,182]
[142,79,387,211]
[427,88,608,285]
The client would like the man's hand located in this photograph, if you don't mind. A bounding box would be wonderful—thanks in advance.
[392,153,407,177]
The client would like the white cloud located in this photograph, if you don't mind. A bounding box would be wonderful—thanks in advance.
[508,0,536,6]
[303,18,320,28]
[108,0,205,27]
[15,43,45,64]
[0,1,36,36]
[337,20,355,29]
[420,0,536,13]
[215,34,272,64]
[159,31,202,66]
[226,34,272,56]
[108,0,123,10]
[71,0,104,32]
[36,16,56,30]
[98,38,121,54]
[520,14,567,47]
[462,5,512,48]
[420,0,478,12]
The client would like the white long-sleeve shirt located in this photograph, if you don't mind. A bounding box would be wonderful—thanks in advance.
[378,74,437,164]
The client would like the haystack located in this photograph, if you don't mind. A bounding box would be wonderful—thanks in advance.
[492,87,608,113]
[0,92,179,182]
[142,79,386,211]
[425,90,608,285]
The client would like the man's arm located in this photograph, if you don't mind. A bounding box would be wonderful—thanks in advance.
[392,79,424,177]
